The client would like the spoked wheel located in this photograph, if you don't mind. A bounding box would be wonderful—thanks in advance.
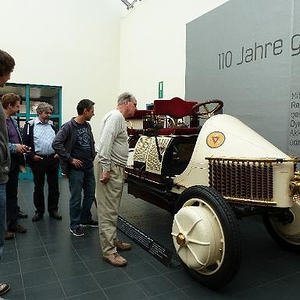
[263,201,300,251]
[172,186,241,289]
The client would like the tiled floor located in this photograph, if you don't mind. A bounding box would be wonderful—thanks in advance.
[1,179,300,299]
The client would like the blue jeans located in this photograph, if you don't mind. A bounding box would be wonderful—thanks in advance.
[68,167,95,230]
[0,184,6,260]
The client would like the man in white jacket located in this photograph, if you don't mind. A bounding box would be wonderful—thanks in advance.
[96,92,137,266]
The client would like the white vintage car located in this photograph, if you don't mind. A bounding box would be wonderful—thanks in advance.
[125,97,300,289]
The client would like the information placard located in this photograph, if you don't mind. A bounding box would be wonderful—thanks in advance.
[117,216,173,266]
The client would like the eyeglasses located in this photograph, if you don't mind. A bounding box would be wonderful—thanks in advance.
[129,101,137,107]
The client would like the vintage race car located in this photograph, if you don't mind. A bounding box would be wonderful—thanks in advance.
[125,97,300,289]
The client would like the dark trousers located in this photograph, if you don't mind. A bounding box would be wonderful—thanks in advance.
[31,157,59,215]
[6,155,20,229]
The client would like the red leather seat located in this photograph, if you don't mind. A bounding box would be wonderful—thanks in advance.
[153,97,198,118]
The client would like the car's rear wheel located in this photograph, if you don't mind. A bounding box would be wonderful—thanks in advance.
[172,186,241,289]
[263,201,300,251]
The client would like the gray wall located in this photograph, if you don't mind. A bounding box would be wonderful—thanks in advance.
[186,0,300,156]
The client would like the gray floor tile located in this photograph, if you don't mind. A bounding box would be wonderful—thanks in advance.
[182,284,238,300]
[22,267,58,288]
[84,258,115,273]
[45,242,76,256]
[149,290,191,300]
[61,274,99,297]
[15,239,43,250]
[164,269,194,289]
[2,241,17,252]
[0,249,18,263]
[123,261,159,280]
[93,268,132,288]
[137,275,177,297]
[67,290,107,300]
[18,246,47,261]
[25,282,65,300]
[54,261,90,280]
[20,256,51,273]
[0,261,20,277]
[71,238,100,251]
[3,288,25,300]
[49,250,82,265]
[76,247,102,261]
[105,281,147,300]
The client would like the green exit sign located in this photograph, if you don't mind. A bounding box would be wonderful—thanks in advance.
[158,81,164,99]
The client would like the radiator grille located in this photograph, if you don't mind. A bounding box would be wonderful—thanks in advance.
[207,158,274,203]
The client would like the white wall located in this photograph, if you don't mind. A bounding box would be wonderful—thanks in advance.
[120,0,228,109]
[1,0,229,132]
[0,0,123,142]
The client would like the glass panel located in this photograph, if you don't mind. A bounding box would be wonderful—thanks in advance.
[0,84,26,113]
[12,116,27,133]
[29,86,59,115]
[51,117,60,129]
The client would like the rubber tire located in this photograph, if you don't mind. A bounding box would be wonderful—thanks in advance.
[174,185,241,289]
[263,213,300,251]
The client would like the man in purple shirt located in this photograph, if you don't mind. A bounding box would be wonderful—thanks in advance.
[1,93,29,238]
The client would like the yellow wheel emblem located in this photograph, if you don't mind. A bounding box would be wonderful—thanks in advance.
[206,131,225,148]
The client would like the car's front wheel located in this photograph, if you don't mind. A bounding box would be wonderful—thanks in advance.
[172,186,241,289]
[263,201,300,251]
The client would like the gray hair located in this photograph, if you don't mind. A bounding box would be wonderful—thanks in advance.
[117,92,135,106]
[36,102,53,114]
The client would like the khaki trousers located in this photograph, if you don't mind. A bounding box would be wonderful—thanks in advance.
[95,158,125,256]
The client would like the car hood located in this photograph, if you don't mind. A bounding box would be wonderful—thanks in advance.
[194,114,290,162]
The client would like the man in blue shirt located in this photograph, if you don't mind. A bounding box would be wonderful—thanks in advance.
[23,102,62,222]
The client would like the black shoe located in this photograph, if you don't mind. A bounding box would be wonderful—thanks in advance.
[4,231,14,240]
[17,210,28,219]
[8,224,27,234]
[80,220,98,227]
[0,282,10,296]
[32,213,43,222]
[49,211,62,220]
[70,227,84,237]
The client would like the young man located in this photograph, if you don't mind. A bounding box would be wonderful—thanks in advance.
[0,48,15,298]
[1,93,29,239]
[95,92,137,266]
[52,99,98,237]
[23,102,62,222]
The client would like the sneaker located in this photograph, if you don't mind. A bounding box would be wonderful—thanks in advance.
[115,240,132,251]
[70,227,84,237]
[103,253,127,266]
[8,224,26,234]
[80,220,98,227]
[4,231,14,240]
[0,283,9,296]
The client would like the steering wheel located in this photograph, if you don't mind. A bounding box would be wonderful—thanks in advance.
[166,116,176,128]
[191,99,223,119]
